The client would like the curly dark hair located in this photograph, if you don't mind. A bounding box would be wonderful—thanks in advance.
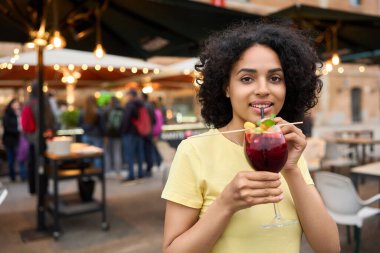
[195,20,323,128]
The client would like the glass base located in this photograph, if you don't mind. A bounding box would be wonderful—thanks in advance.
[261,217,298,229]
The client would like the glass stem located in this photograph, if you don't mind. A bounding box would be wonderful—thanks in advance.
[273,203,282,221]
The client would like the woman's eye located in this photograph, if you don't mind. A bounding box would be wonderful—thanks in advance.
[241,76,253,83]
[269,76,282,83]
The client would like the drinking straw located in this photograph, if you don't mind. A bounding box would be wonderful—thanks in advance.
[261,108,264,119]
[189,122,303,138]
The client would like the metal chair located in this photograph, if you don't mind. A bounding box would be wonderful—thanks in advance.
[314,171,380,253]
[321,141,357,174]
[0,182,8,206]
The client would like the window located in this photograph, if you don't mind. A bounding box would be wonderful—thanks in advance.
[349,0,361,6]
[351,87,362,122]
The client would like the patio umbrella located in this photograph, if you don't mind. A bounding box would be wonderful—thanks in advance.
[0,48,162,88]
[269,4,380,64]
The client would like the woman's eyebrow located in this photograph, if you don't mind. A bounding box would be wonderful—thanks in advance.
[237,68,256,74]
[237,67,283,74]
[268,68,283,74]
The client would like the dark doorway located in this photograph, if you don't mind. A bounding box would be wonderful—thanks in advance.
[351,87,362,122]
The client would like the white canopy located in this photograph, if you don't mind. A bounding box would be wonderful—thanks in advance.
[0,48,162,69]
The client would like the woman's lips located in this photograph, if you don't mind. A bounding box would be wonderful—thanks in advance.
[250,104,273,115]
[252,106,271,115]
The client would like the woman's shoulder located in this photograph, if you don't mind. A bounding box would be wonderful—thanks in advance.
[180,129,219,150]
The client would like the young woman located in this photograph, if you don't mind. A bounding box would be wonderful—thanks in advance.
[162,22,340,253]
[79,95,105,169]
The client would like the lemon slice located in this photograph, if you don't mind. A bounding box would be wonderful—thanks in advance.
[244,121,256,129]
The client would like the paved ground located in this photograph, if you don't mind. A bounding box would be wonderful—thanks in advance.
[1,164,380,252]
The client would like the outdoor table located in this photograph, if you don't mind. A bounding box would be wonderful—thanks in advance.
[351,161,380,193]
[333,137,380,165]
[334,129,374,139]
[45,143,108,239]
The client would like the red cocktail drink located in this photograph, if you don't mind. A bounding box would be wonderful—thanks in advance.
[245,132,288,173]
[244,124,297,228]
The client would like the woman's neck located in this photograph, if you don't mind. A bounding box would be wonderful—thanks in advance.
[219,122,244,146]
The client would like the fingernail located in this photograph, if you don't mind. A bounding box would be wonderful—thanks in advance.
[278,194,284,200]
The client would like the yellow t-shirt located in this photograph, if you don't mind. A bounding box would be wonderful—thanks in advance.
[162,129,314,253]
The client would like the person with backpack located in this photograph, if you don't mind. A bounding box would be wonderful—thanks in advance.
[121,89,147,181]
[104,96,124,177]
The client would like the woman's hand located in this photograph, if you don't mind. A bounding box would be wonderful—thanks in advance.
[218,171,283,214]
[275,117,306,171]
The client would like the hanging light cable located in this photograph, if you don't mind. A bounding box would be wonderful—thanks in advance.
[49,0,66,49]
[94,5,106,59]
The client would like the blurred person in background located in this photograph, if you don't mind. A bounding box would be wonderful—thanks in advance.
[21,83,55,194]
[121,89,144,181]
[79,95,105,169]
[48,92,61,130]
[104,96,124,178]
[152,100,163,167]
[2,99,25,182]
[158,96,168,124]
[141,93,156,177]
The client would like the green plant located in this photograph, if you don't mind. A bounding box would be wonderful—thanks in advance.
[60,108,80,129]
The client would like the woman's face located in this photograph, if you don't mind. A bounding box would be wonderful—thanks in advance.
[226,44,286,126]
[11,100,20,112]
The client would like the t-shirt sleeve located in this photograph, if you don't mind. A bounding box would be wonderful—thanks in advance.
[298,155,314,185]
[161,140,204,209]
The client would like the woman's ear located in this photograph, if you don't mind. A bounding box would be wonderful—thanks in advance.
[225,88,230,98]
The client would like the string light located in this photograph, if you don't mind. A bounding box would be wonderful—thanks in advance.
[94,44,106,59]
[326,61,333,72]
[93,5,106,59]
[331,53,340,65]
[50,31,66,49]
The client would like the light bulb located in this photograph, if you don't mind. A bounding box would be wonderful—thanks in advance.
[33,37,48,46]
[50,31,66,49]
[332,53,340,65]
[94,43,106,59]
[326,61,333,72]
[25,42,35,49]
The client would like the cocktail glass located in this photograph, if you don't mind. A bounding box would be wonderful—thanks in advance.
[244,125,298,228]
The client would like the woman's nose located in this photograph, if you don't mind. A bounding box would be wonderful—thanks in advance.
[254,78,270,96]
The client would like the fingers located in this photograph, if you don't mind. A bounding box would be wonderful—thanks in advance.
[275,117,306,150]
[275,117,304,136]
[244,193,284,205]
[239,187,284,206]
[230,171,283,206]
[240,187,283,199]
[242,171,280,181]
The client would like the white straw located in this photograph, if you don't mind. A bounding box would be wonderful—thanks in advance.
[189,121,303,138]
